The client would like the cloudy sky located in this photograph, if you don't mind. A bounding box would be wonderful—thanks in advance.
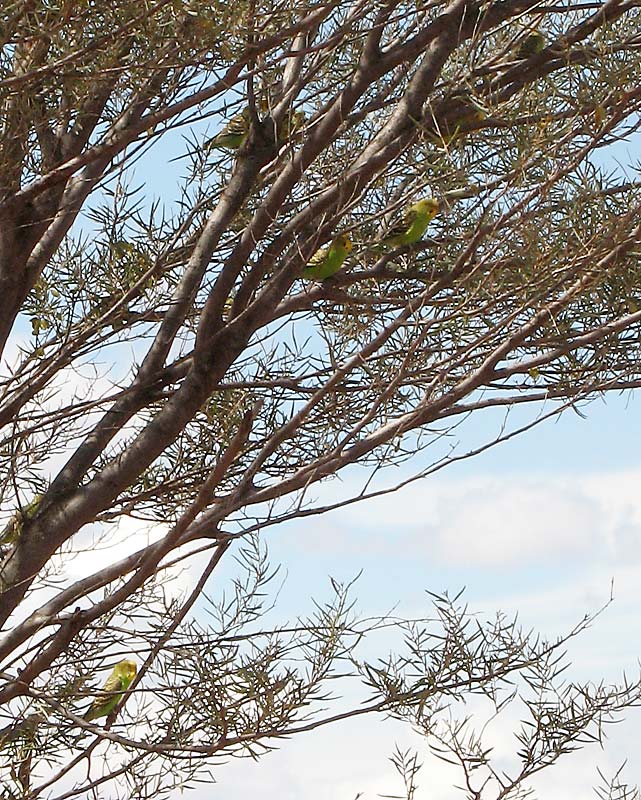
[204,391,641,800]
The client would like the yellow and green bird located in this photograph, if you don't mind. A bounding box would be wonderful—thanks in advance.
[83,659,137,722]
[514,30,545,59]
[381,198,439,248]
[302,233,353,281]
[205,108,251,150]
[449,90,488,127]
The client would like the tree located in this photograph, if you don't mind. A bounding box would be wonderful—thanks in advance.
[1,0,641,796]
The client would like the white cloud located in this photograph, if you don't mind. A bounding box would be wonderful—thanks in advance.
[422,478,604,566]
[5,425,640,800]
[290,470,641,569]
[59,514,195,602]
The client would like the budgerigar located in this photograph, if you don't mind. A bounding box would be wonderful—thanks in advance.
[205,108,251,150]
[302,233,352,280]
[427,91,488,145]
[381,198,439,248]
[448,90,488,127]
[281,110,306,140]
[514,30,545,59]
[83,659,137,722]
[0,495,42,546]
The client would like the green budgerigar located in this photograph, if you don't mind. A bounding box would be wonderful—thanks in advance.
[302,233,353,281]
[0,712,45,746]
[205,108,251,150]
[448,89,488,127]
[381,198,440,248]
[514,30,545,59]
[83,659,137,722]
[303,233,352,281]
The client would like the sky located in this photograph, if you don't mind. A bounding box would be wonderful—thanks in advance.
[19,308,639,797]
[190,392,641,800]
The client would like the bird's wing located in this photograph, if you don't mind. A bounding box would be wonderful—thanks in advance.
[307,246,328,267]
[402,206,419,226]
[101,672,126,695]
[84,673,125,719]
[385,208,414,238]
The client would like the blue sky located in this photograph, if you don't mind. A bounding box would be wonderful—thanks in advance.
[29,330,637,799]
[191,390,641,800]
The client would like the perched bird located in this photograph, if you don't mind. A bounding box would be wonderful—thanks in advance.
[205,108,251,150]
[593,104,606,128]
[83,659,137,722]
[448,89,488,127]
[514,30,545,59]
[426,90,488,145]
[380,198,440,248]
[302,233,353,281]
[0,713,45,747]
